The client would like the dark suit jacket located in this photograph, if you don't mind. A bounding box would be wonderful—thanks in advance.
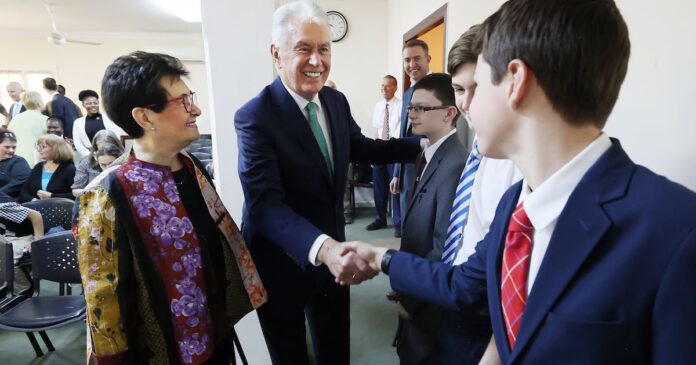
[18,161,76,203]
[50,94,80,138]
[7,103,26,122]
[389,139,696,364]
[0,155,31,199]
[397,133,467,364]
[393,87,415,191]
[235,77,421,296]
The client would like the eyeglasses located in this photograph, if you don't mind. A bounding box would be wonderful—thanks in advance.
[1,132,15,138]
[146,91,197,113]
[407,105,451,114]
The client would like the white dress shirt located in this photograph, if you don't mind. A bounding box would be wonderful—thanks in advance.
[418,129,457,180]
[453,155,523,265]
[10,102,22,118]
[279,80,335,266]
[371,97,401,139]
[519,133,612,295]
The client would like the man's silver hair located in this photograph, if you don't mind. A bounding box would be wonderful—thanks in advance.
[272,1,330,49]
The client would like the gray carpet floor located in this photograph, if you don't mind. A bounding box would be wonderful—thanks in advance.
[0,207,402,364]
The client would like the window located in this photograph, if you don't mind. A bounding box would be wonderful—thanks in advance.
[1,70,56,109]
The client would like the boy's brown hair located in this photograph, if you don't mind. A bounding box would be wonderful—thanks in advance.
[481,0,630,128]
[447,24,482,75]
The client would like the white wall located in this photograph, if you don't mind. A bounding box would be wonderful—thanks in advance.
[386,0,696,191]
[0,35,211,133]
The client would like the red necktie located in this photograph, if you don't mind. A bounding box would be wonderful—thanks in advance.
[500,203,534,349]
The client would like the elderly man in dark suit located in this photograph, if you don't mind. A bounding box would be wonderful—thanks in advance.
[234,2,421,365]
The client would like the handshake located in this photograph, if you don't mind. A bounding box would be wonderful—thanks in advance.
[317,239,390,285]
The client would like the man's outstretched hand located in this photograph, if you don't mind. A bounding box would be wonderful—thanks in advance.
[317,238,379,285]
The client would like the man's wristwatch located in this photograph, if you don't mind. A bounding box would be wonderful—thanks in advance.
[381,249,397,273]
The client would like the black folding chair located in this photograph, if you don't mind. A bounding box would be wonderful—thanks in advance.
[0,231,86,357]
[0,238,22,311]
[21,198,75,233]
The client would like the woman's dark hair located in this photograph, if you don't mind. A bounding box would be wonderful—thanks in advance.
[0,130,17,143]
[78,89,99,102]
[101,51,189,138]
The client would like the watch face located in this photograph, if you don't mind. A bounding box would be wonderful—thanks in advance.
[327,11,348,42]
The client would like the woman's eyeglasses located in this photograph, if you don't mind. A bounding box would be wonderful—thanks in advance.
[146,91,197,113]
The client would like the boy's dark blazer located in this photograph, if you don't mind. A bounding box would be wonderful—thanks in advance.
[388,139,696,364]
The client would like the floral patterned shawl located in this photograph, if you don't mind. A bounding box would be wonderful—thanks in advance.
[76,152,266,364]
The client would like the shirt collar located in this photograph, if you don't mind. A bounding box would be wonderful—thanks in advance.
[424,128,457,163]
[281,79,322,113]
[520,132,612,232]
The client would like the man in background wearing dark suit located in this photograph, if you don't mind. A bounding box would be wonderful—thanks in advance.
[394,73,467,365]
[234,2,421,364]
[42,77,80,139]
[391,39,431,238]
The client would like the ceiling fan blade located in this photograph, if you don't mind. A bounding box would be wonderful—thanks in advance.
[45,4,58,33]
[65,39,102,46]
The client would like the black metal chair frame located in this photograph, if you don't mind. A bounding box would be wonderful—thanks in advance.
[0,231,85,357]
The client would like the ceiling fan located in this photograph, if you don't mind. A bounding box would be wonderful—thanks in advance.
[45,4,101,46]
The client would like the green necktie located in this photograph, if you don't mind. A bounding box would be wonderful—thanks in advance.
[306,102,333,175]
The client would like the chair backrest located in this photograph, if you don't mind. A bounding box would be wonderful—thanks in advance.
[197,146,212,154]
[197,139,212,147]
[0,238,13,297]
[21,198,75,233]
[31,231,81,294]
[191,152,211,161]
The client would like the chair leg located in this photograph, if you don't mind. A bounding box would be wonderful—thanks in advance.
[25,332,45,357]
[39,331,55,352]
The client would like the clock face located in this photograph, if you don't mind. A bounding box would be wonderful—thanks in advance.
[326,11,348,42]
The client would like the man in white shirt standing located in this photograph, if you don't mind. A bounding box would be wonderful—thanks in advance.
[367,75,402,235]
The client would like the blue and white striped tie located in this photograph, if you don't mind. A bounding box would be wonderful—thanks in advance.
[442,144,482,265]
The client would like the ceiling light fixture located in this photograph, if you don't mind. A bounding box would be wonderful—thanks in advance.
[153,0,201,23]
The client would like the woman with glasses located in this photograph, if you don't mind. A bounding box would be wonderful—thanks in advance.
[75,51,266,364]
[72,89,125,162]
[71,129,124,197]
[0,130,31,200]
[7,91,47,167]
[17,134,75,203]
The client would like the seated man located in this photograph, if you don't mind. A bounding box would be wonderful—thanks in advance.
[0,191,43,293]
[395,73,467,365]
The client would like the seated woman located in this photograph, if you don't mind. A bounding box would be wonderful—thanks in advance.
[18,134,76,203]
[72,89,125,162]
[0,130,31,200]
[75,51,266,364]
[71,129,124,197]
[7,91,47,166]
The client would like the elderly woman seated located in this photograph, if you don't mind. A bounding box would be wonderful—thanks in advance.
[71,129,124,197]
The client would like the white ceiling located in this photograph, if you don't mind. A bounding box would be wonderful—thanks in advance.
[1,0,201,35]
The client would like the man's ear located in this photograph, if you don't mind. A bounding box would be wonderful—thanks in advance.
[131,107,153,131]
[506,59,531,110]
[444,106,458,123]
[270,44,281,68]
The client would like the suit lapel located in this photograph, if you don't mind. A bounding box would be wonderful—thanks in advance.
[405,134,455,216]
[400,87,413,138]
[270,78,333,187]
[508,140,635,363]
[319,90,347,189]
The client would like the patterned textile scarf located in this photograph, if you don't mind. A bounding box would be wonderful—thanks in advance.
[113,154,266,364]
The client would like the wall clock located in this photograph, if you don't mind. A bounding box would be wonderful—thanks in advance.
[327,11,348,42]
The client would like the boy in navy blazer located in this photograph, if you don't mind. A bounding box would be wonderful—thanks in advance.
[345,0,696,363]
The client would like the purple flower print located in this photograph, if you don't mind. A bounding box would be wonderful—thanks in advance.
[181,251,202,276]
[178,333,209,364]
[150,215,193,245]
[173,261,183,272]
[130,194,155,218]
[174,239,189,250]
[125,165,163,195]
[164,180,180,203]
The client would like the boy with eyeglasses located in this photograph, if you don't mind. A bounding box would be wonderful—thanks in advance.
[394,73,467,365]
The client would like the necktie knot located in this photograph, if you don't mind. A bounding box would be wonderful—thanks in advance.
[307,101,318,115]
[507,203,533,233]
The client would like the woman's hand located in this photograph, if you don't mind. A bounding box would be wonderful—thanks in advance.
[37,190,53,200]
